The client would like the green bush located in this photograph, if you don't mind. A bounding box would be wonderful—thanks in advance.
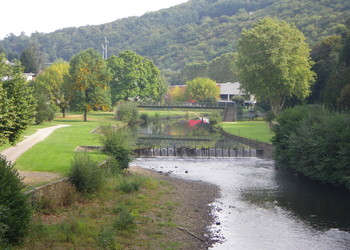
[0,156,32,245]
[115,102,139,125]
[116,176,144,193]
[209,111,222,125]
[100,126,136,170]
[105,157,122,176]
[113,204,135,231]
[68,153,105,193]
[273,105,350,189]
[140,113,149,123]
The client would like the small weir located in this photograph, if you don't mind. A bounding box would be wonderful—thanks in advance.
[134,146,257,158]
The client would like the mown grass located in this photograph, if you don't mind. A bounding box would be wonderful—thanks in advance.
[15,112,117,174]
[15,174,183,249]
[221,121,274,144]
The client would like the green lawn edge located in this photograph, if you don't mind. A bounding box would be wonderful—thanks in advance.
[220,121,274,144]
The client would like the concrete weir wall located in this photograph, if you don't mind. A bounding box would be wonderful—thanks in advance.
[25,178,76,208]
[221,131,275,158]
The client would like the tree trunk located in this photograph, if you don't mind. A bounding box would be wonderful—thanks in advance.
[270,100,285,115]
[62,107,66,118]
[84,109,88,121]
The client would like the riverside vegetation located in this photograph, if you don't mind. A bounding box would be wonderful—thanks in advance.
[0,109,216,248]
[273,105,350,190]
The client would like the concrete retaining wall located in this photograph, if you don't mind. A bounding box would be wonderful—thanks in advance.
[25,177,76,208]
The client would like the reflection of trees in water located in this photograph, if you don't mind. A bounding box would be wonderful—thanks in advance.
[136,119,249,148]
[241,168,350,231]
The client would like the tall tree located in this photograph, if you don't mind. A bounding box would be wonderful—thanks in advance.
[20,44,43,73]
[207,52,238,83]
[106,50,161,104]
[236,17,315,114]
[0,53,37,145]
[185,77,220,103]
[69,48,111,121]
[35,59,71,117]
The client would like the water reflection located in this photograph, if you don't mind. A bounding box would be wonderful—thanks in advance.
[134,119,242,148]
[241,168,350,232]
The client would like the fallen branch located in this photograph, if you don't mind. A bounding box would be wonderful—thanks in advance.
[177,226,206,243]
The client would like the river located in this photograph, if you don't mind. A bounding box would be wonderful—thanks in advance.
[131,119,350,249]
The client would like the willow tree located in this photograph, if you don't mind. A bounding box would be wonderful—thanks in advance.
[236,17,315,114]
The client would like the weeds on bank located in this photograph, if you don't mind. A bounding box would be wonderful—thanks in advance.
[15,173,181,249]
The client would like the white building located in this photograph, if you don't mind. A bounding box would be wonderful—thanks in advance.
[217,82,256,107]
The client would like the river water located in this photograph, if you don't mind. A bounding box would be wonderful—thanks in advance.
[131,119,350,249]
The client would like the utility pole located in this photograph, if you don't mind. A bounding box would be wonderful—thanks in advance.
[102,37,109,59]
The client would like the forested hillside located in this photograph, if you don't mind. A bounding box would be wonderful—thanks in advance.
[0,0,349,73]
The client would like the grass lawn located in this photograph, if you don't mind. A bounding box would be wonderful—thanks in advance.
[15,112,117,174]
[221,121,274,144]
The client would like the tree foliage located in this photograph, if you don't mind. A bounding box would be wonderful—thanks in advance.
[0,53,36,145]
[310,28,350,106]
[106,50,161,103]
[19,44,42,73]
[0,156,32,245]
[237,17,315,114]
[69,48,111,121]
[181,52,238,84]
[35,59,71,117]
[273,105,350,190]
[168,86,186,103]
[185,77,220,103]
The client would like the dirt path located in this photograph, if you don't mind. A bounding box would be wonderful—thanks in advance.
[0,125,70,184]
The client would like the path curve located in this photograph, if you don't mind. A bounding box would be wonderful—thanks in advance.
[1,124,70,163]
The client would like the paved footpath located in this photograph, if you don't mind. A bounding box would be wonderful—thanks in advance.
[1,124,70,163]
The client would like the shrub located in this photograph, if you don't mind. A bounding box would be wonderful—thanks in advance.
[68,153,104,193]
[116,176,144,193]
[104,157,122,176]
[0,156,32,245]
[100,126,136,170]
[113,204,135,231]
[140,113,149,123]
[273,105,350,189]
[209,111,222,125]
[115,102,139,125]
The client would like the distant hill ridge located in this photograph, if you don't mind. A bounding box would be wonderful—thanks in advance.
[0,0,349,72]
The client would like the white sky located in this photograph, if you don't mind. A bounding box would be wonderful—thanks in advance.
[0,0,188,39]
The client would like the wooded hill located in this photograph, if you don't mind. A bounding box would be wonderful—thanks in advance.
[1,0,349,73]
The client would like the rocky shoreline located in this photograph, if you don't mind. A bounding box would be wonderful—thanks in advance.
[130,166,221,249]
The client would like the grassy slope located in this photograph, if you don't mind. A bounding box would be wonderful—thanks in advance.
[221,121,274,144]
[16,174,186,249]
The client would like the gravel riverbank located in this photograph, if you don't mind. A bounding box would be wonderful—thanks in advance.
[130,166,221,249]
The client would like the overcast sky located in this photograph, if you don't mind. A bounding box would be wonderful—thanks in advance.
[0,0,188,39]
